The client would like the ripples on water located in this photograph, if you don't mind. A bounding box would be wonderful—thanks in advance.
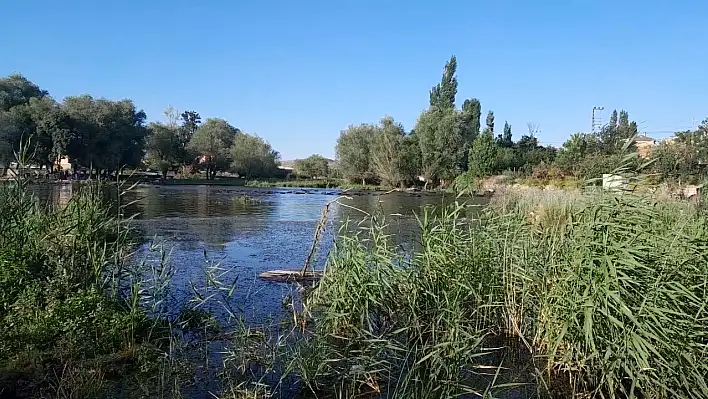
[33,184,484,323]
[31,184,543,398]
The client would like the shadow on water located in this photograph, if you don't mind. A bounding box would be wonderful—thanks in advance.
[27,184,541,398]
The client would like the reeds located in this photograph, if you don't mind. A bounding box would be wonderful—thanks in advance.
[263,186,708,398]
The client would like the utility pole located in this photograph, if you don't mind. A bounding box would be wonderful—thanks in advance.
[592,106,604,134]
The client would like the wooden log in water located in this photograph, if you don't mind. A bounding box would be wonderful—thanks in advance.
[258,269,323,283]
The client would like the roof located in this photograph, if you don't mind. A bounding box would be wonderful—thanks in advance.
[634,135,656,143]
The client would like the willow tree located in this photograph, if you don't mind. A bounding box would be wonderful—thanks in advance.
[188,118,238,179]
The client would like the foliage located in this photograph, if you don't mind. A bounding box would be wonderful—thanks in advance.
[335,123,375,184]
[370,116,407,187]
[496,121,513,148]
[230,133,280,179]
[188,118,238,179]
[146,122,181,178]
[451,170,479,193]
[597,109,638,155]
[416,106,464,185]
[429,55,457,109]
[555,133,597,174]
[0,170,176,397]
[63,95,148,174]
[458,98,482,171]
[468,130,497,177]
[178,110,201,166]
[400,132,422,183]
[0,74,47,111]
[294,154,329,178]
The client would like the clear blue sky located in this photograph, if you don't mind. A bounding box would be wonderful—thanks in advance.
[1,0,706,160]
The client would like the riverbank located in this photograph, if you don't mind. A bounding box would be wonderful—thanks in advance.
[2,178,706,398]
[273,186,708,398]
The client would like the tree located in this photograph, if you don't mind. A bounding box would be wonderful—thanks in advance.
[336,124,375,184]
[468,129,497,177]
[178,111,201,166]
[164,106,180,129]
[495,147,520,171]
[459,98,482,171]
[230,133,280,179]
[495,120,513,148]
[556,133,593,174]
[499,121,513,148]
[485,111,495,135]
[416,106,463,187]
[371,116,406,187]
[188,118,238,179]
[429,56,458,109]
[63,95,148,176]
[295,154,329,179]
[146,122,180,178]
[651,141,698,182]
[0,74,47,112]
[598,109,638,155]
[26,97,73,170]
[0,111,22,172]
[400,132,421,184]
[0,75,54,172]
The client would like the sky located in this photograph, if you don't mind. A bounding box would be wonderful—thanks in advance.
[1,0,707,160]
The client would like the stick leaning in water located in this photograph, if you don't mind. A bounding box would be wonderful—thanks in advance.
[300,192,355,276]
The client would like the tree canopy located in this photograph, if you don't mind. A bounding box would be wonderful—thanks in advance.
[188,118,238,179]
[230,133,280,179]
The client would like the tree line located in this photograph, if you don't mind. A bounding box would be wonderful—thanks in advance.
[334,56,559,189]
[334,55,707,189]
[0,74,281,179]
[3,66,705,186]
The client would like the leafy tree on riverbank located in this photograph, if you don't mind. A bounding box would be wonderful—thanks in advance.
[468,126,497,177]
[335,124,375,184]
[230,133,280,178]
[188,118,238,180]
[294,154,329,178]
[371,116,407,187]
[416,106,464,186]
[63,95,148,175]
[146,122,181,178]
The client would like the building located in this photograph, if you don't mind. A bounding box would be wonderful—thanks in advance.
[634,135,656,159]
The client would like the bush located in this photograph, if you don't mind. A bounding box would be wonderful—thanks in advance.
[0,179,170,397]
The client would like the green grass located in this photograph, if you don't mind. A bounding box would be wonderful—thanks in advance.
[4,139,707,397]
[0,168,190,397]
[222,186,708,398]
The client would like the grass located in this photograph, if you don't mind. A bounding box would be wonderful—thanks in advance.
[3,139,707,398]
[215,181,708,398]
[0,141,195,397]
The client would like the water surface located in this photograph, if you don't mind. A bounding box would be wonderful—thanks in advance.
[37,184,484,323]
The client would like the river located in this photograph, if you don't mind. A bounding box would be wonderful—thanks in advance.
[37,184,486,323]
[32,184,537,398]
